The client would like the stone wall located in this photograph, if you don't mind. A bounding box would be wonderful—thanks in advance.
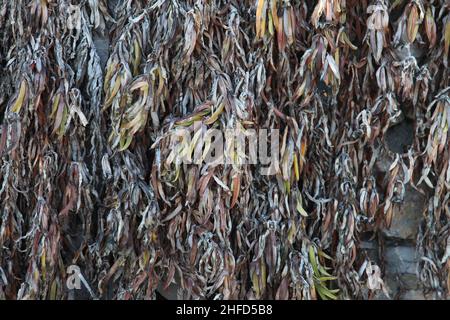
[367,116,429,300]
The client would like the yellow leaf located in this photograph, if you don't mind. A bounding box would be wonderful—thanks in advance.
[407,5,419,43]
[293,153,299,181]
[256,0,267,38]
[293,78,307,99]
[284,180,290,194]
[270,0,280,32]
[309,246,319,275]
[296,196,308,217]
[340,31,358,50]
[444,19,450,57]
[205,102,225,125]
[51,97,66,136]
[119,134,133,151]
[252,271,260,297]
[50,280,57,300]
[260,259,267,291]
[50,93,61,118]
[104,62,116,93]
[105,74,122,108]
[133,40,141,75]
[57,104,69,138]
[41,249,46,281]
[268,11,274,35]
[11,80,27,113]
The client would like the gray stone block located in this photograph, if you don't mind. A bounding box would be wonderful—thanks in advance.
[382,186,425,241]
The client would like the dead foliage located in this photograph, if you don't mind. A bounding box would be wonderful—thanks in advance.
[0,0,449,300]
